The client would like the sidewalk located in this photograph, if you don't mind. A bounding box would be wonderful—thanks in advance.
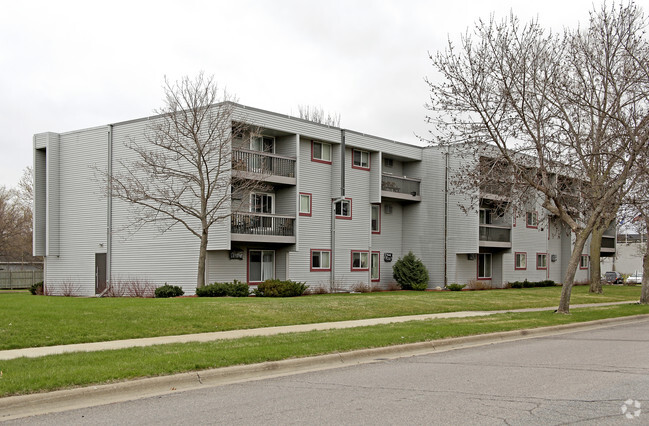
[0,301,634,361]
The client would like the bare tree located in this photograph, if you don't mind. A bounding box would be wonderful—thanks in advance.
[426,2,649,312]
[107,73,262,288]
[0,185,32,262]
[297,105,341,127]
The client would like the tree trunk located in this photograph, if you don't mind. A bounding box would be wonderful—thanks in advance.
[197,229,208,288]
[589,226,604,294]
[641,217,649,304]
[557,229,590,314]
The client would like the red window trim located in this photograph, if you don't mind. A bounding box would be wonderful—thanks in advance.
[371,203,381,234]
[299,192,312,217]
[246,249,276,285]
[580,254,589,270]
[477,253,492,280]
[350,250,370,271]
[526,211,538,229]
[515,252,527,270]
[335,197,352,220]
[310,249,332,272]
[536,252,548,270]
[311,140,332,165]
[371,251,380,282]
[351,149,371,171]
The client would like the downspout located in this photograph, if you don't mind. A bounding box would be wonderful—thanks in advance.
[106,124,113,290]
[331,129,347,291]
[444,148,449,288]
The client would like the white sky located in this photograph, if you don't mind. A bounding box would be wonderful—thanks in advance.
[0,0,600,188]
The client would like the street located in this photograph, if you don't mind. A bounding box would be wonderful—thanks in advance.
[6,319,649,425]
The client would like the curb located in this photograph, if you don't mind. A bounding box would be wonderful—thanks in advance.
[2,313,649,421]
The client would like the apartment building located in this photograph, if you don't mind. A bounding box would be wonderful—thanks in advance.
[33,103,594,296]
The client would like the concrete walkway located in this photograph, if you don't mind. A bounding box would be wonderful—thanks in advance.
[0,301,635,361]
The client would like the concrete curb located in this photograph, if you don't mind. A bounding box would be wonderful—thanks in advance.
[2,313,648,422]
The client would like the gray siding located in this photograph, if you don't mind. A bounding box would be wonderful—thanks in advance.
[42,128,108,295]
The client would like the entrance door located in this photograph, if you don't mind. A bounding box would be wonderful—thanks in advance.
[95,253,107,294]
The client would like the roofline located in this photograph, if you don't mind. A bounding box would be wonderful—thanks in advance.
[36,102,424,152]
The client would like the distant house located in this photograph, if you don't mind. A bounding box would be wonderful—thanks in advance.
[34,103,599,296]
[600,234,646,275]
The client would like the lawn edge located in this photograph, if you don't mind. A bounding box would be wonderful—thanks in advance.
[2,313,649,421]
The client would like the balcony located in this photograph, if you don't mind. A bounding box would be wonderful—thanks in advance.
[232,149,296,186]
[381,174,421,202]
[480,183,511,201]
[231,212,296,244]
[479,225,512,249]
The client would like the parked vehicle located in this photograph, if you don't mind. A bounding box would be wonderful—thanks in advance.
[626,272,643,284]
[605,271,623,284]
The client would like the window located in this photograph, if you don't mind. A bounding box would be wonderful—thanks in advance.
[250,135,275,153]
[515,252,527,270]
[384,204,393,215]
[312,141,332,164]
[580,254,589,269]
[335,198,352,219]
[351,251,369,271]
[250,193,274,228]
[479,209,492,225]
[299,193,311,217]
[371,251,380,281]
[478,253,492,279]
[311,249,331,271]
[248,250,274,283]
[352,149,370,170]
[371,204,380,233]
[537,253,548,270]
[384,158,393,168]
[526,211,538,228]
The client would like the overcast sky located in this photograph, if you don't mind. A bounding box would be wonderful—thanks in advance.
[0,0,601,188]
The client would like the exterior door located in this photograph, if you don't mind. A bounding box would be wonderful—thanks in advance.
[95,253,107,294]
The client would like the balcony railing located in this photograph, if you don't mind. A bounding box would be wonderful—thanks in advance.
[479,225,511,245]
[231,212,295,237]
[381,174,421,198]
[232,149,296,179]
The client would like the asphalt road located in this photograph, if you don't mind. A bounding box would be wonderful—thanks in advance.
[6,319,649,425]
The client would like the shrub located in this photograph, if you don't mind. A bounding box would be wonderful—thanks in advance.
[196,280,249,297]
[410,281,428,291]
[351,282,371,293]
[465,280,492,290]
[154,284,184,298]
[392,251,429,290]
[447,283,465,291]
[522,279,535,288]
[509,281,524,289]
[509,280,556,289]
[29,281,44,295]
[253,279,308,297]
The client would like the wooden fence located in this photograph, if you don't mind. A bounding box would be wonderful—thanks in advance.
[0,270,43,289]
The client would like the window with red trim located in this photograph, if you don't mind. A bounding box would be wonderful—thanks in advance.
[515,252,527,270]
[351,250,369,271]
[352,149,370,170]
[537,253,548,270]
[526,211,538,228]
[299,193,312,216]
[335,198,352,219]
[311,141,332,164]
[310,249,331,271]
[371,251,380,281]
[371,204,380,233]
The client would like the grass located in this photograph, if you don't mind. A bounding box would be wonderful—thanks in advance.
[1,303,648,397]
[0,285,641,350]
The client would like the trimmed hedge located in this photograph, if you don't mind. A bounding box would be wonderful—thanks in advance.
[154,284,185,298]
[509,279,556,289]
[446,283,466,291]
[195,280,250,297]
[253,279,308,297]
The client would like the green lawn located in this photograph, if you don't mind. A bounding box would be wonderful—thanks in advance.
[1,304,648,397]
[0,285,641,350]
